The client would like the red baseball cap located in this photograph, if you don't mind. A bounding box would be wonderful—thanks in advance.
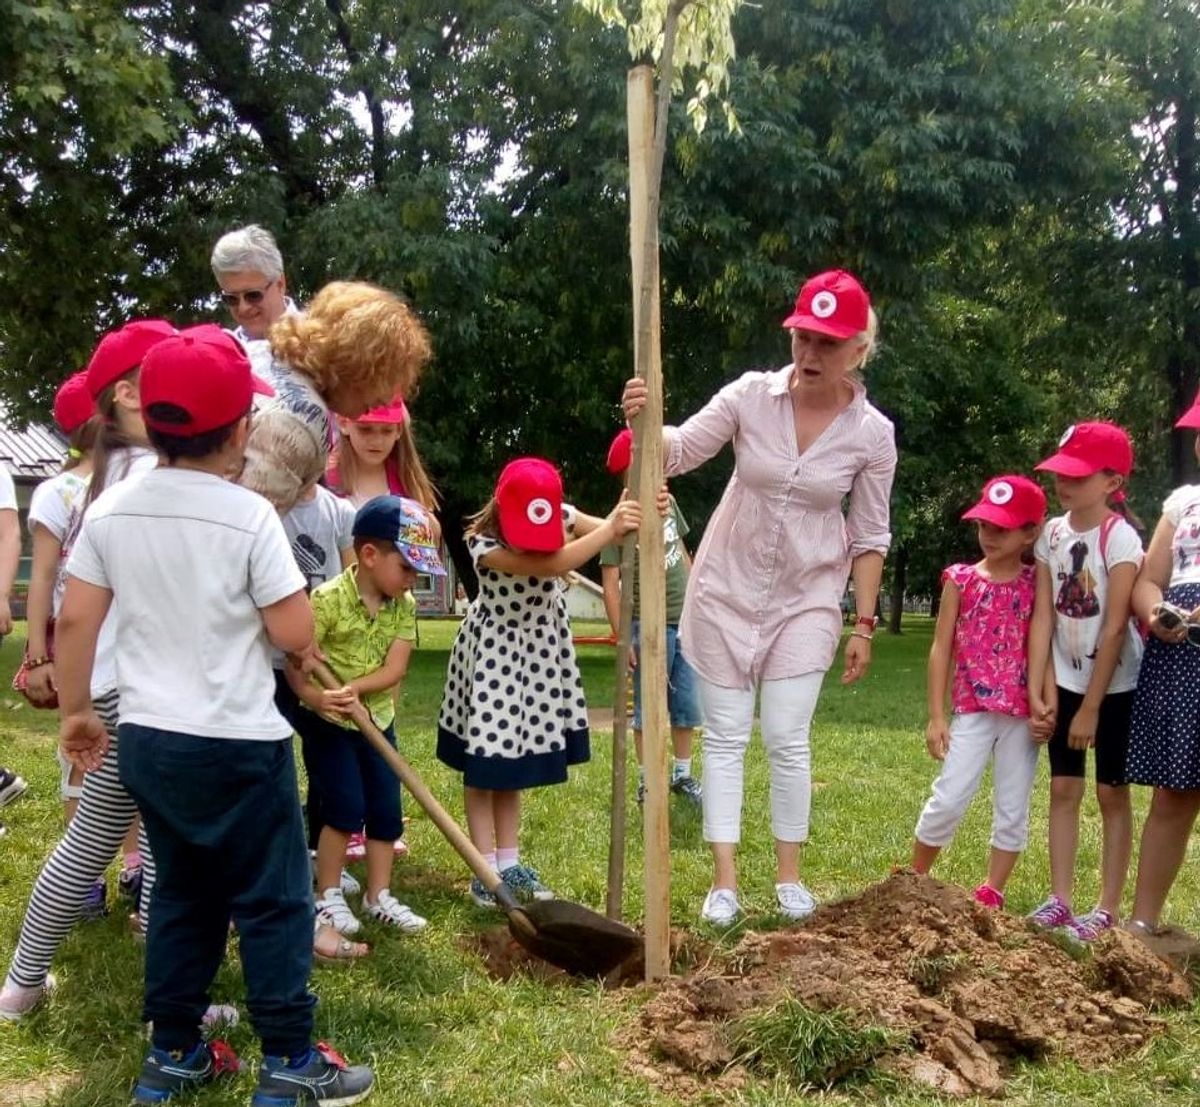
[85,319,177,398]
[781,269,871,339]
[53,371,95,434]
[496,457,563,552]
[1176,390,1200,429]
[140,325,275,437]
[606,428,633,475]
[1035,421,1133,478]
[356,399,409,425]
[962,475,1047,529]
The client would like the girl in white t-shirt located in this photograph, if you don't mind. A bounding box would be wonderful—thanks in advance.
[1125,396,1200,934]
[22,374,97,819]
[0,321,169,1019]
[1027,421,1144,941]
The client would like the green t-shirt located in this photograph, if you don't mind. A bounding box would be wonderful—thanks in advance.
[600,496,690,623]
[308,564,417,729]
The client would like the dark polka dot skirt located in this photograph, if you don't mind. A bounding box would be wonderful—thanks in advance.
[437,535,590,789]
[1127,582,1200,790]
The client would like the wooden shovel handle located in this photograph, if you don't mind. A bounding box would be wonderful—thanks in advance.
[307,660,508,901]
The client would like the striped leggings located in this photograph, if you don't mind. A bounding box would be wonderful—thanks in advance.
[6,691,156,989]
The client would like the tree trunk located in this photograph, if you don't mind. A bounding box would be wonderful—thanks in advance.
[888,545,907,635]
[438,498,476,600]
[1170,67,1200,484]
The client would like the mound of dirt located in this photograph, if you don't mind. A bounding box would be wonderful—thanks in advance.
[626,872,1191,1098]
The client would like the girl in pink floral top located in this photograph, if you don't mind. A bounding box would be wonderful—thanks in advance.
[912,475,1048,909]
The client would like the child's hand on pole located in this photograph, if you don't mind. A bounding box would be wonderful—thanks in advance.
[656,484,670,517]
[61,711,109,772]
[925,718,950,761]
[610,497,642,538]
[621,378,648,422]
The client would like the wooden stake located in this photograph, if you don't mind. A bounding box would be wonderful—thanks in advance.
[627,63,670,982]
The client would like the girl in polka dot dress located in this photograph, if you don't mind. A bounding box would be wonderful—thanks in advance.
[1125,394,1200,934]
[437,457,641,906]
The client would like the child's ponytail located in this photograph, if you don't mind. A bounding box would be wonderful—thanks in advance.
[62,419,100,473]
[86,375,143,508]
[465,497,502,541]
[1108,475,1144,533]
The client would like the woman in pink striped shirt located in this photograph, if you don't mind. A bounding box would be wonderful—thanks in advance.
[622,270,897,926]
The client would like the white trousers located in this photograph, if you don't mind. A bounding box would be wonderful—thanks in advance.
[914,712,1039,852]
[699,673,825,844]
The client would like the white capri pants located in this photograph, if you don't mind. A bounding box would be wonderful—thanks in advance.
[699,673,825,844]
[914,712,1039,852]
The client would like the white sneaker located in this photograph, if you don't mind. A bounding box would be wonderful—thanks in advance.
[339,869,361,897]
[363,890,427,933]
[315,888,362,937]
[700,887,741,927]
[775,881,817,920]
[0,974,55,1021]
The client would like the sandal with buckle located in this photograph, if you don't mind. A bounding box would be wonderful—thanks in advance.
[313,923,369,964]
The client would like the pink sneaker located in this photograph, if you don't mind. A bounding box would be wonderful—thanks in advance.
[972,883,1004,909]
[1080,902,1113,936]
[393,838,409,857]
[345,832,367,861]
[1028,894,1072,929]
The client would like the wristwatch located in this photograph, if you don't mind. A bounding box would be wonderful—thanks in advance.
[855,615,879,631]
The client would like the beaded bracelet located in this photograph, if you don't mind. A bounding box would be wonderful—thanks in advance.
[23,655,52,669]
[849,631,874,642]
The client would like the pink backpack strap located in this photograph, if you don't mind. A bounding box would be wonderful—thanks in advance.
[1098,512,1119,570]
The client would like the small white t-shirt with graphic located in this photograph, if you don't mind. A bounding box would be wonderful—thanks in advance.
[1034,513,1144,694]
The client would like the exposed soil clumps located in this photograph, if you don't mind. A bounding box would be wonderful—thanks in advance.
[625,872,1191,1097]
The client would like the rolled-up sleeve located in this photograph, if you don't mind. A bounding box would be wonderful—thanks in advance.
[845,428,897,558]
[664,375,747,477]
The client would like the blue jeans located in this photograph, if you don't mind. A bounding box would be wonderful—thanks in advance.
[118,724,315,1056]
[631,621,704,731]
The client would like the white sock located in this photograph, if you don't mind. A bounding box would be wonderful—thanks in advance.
[497,848,520,872]
[483,851,498,873]
[673,758,691,781]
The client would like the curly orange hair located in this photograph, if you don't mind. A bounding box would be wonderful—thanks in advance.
[269,281,431,401]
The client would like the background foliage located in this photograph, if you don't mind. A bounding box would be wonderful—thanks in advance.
[3,0,1199,608]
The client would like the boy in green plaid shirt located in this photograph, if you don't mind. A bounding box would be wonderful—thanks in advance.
[286,495,445,940]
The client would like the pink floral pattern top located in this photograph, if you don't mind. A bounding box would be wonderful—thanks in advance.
[944,562,1035,717]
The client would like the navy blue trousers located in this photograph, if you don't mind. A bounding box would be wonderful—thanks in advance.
[119,724,315,1055]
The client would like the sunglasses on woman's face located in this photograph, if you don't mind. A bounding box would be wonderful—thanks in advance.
[219,282,274,309]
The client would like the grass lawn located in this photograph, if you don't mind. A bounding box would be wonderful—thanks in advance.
[2,618,1200,1105]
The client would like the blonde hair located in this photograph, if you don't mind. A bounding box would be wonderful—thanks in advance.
[331,418,440,511]
[858,307,879,365]
[466,497,502,541]
[269,281,432,400]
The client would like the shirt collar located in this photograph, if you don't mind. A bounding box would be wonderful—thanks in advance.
[339,563,398,616]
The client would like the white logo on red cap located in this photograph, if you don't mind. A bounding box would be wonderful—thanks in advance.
[526,498,553,526]
[988,481,1014,506]
[1059,425,1076,447]
[811,291,838,319]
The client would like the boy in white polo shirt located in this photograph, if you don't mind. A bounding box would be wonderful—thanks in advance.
[56,325,374,1106]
